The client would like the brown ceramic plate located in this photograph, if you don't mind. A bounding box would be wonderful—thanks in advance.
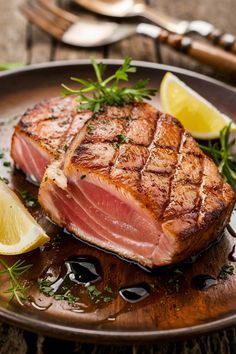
[0,60,236,343]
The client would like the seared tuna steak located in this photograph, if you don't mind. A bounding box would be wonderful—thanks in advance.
[38,102,235,267]
[11,96,92,183]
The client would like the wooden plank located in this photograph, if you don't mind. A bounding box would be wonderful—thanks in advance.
[108,35,157,63]
[0,0,27,63]
[148,0,236,81]
[28,25,54,64]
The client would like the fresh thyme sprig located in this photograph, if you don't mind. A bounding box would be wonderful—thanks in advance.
[0,259,32,305]
[62,57,157,112]
[200,123,236,189]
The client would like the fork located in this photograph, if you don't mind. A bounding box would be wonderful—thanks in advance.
[21,0,236,74]
[73,0,236,55]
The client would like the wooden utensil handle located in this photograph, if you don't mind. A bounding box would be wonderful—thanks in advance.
[207,29,236,54]
[159,31,236,74]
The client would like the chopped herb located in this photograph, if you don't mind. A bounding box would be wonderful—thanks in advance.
[0,152,4,159]
[200,124,236,189]
[38,278,54,296]
[80,175,86,180]
[126,115,132,123]
[62,120,69,125]
[54,290,78,304]
[87,285,102,300]
[63,144,69,152]
[20,191,39,208]
[104,286,113,293]
[218,265,234,280]
[86,285,114,303]
[0,259,32,305]
[38,278,79,305]
[3,161,11,167]
[62,57,157,113]
[87,124,96,134]
[103,296,113,303]
[115,134,126,148]
[44,176,48,182]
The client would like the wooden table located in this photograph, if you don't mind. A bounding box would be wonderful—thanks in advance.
[1,0,236,353]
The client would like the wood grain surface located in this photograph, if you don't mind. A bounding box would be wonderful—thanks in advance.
[1,0,236,353]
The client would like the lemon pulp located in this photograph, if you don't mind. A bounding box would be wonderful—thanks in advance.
[0,180,49,254]
[160,72,235,139]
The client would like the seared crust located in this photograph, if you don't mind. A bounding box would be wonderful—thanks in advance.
[12,96,92,160]
[64,102,235,263]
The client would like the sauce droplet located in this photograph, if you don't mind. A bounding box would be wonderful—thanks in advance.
[191,274,218,290]
[229,245,236,262]
[119,283,150,303]
[227,225,236,238]
[65,256,101,284]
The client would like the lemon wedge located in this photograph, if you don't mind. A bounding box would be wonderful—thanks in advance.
[160,72,236,139]
[0,180,49,255]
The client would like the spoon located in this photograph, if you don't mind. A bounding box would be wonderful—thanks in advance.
[73,0,236,54]
[21,0,236,75]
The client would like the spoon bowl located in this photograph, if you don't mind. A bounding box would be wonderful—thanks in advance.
[73,0,146,17]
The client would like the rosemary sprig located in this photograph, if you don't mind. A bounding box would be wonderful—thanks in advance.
[62,57,157,112]
[200,124,236,189]
[0,259,32,305]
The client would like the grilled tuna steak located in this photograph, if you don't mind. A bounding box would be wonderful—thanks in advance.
[38,102,235,267]
[11,96,92,183]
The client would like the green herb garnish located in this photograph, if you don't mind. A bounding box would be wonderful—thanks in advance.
[218,265,234,280]
[200,124,236,189]
[86,284,114,303]
[20,191,39,208]
[0,152,4,159]
[87,285,102,301]
[115,134,127,149]
[38,278,54,296]
[80,175,86,180]
[3,161,11,167]
[54,290,78,304]
[38,278,79,305]
[0,259,32,305]
[87,124,96,134]
[62,57,156,113]
[104,286,113,293]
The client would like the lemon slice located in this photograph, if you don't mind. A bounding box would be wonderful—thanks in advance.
[160,72,236,139]
[0,180,49,255]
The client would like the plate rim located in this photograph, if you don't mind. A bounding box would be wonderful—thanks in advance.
[0,58,236,93]
[0,59,235,342]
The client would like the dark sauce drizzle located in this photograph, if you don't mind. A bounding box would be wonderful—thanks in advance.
[50,256,101,293]
[226,224,236,238]
[191,274,218,290]
[229,245,236,262]
[119,283,150,303]
[65,256,101,284]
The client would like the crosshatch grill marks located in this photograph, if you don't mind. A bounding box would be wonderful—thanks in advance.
[67,104,235,235]
[161,129,185,220]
